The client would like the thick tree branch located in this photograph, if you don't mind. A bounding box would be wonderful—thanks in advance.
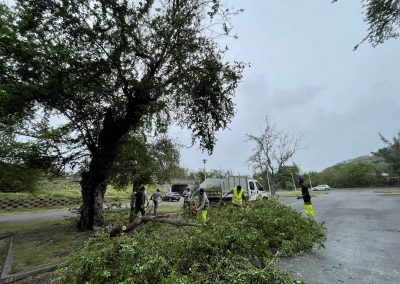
[110,214,200,237]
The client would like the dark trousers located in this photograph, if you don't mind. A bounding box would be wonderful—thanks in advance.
[135,207,146,216]
[130,207,145,222]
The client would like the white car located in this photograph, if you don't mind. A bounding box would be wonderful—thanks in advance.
[313,184,331,191]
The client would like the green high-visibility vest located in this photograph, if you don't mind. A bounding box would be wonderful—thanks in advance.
[232,187,243,205]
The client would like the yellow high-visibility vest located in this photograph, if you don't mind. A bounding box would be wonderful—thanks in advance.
[232,187,243,205]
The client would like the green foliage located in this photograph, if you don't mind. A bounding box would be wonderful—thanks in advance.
[333,0,400,49]
[0,0,244,161]
[275,164,300,190]
[186,168,233,182]
[315,162,379,188]
[304,151,397,188]
[0,131,55,192]
[374,133,400,175]
[359,0,400,49]
[109,135,181,190]
[0,0,245,229]
[0,163,42,192]
[56,200,326,283]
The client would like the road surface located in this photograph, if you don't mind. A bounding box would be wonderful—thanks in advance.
[0,200,183,224]
[278,189,400,284]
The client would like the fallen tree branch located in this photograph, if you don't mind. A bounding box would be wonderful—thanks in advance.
[110,214,200,237]
[264,250,280,271]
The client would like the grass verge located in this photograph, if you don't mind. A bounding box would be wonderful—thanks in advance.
[0,219,92,274]
[0,177,132,201]
[374,188,400,196]
[0,203,182,274]
[278,191,321,197]
[0,238,8,270]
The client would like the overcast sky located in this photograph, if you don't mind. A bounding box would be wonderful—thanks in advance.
[170,0,400,175]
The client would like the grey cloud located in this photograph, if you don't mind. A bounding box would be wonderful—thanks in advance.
[269,85,326,110]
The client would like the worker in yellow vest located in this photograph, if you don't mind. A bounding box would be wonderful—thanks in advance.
[223,185,248,207]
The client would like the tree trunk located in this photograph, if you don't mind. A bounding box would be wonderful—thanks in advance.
[79,109,130,231]
[79,152,113,230]
[78,90,153,231]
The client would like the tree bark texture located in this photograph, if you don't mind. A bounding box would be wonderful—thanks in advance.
[79,94,152,231]
[79,109,132,231]
[110,214,199,237]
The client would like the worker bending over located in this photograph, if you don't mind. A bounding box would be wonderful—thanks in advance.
[197,188,209,224]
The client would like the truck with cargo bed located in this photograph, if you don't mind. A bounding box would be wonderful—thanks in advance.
[195,176,270,202]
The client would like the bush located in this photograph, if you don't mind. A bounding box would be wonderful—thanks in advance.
[56,199,326,283]
[0,163,42,193]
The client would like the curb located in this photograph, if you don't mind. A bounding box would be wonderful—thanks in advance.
[0,234,13,279]
[0,263,59,284]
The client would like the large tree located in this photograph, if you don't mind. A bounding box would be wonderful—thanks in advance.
[246,116,303,194]
[0,0,244,230]
[374,133,400,175]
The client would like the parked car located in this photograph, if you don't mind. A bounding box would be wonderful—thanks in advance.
[162,192,181,202]
[313,184,331,191]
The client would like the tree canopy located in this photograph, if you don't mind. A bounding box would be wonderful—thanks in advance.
[0,0,244,230]
[333,0,400,49]
[374,133,400,175]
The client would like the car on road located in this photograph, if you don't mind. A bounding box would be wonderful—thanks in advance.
[162,192,181,202]
[313,184,331,191]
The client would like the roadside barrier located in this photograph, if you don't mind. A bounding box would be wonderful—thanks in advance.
[0,198,81,210]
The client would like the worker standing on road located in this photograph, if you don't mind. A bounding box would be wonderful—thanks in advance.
[150,188,162,215]
[196,188,209,224]
[222,185,248,207]
[297,178,315,217]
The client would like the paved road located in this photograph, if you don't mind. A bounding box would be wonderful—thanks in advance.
[0,200,183,224]
[278,189,400,284]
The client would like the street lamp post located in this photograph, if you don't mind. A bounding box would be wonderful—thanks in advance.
[202,159,207,181]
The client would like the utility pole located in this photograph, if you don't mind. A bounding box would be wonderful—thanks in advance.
[308,174,313,189]
[202,159,207,182]
[266,171,272,195]
[290,172,297,191]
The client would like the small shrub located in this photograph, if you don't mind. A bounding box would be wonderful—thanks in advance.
[0,163,42,193]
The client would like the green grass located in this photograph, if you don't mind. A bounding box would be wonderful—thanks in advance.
[0,238,8,269]
[0,203,181,274]
[278,191,321,197]
[374,188,400,196]
[0,177,132,201]
[0,218,92,274]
